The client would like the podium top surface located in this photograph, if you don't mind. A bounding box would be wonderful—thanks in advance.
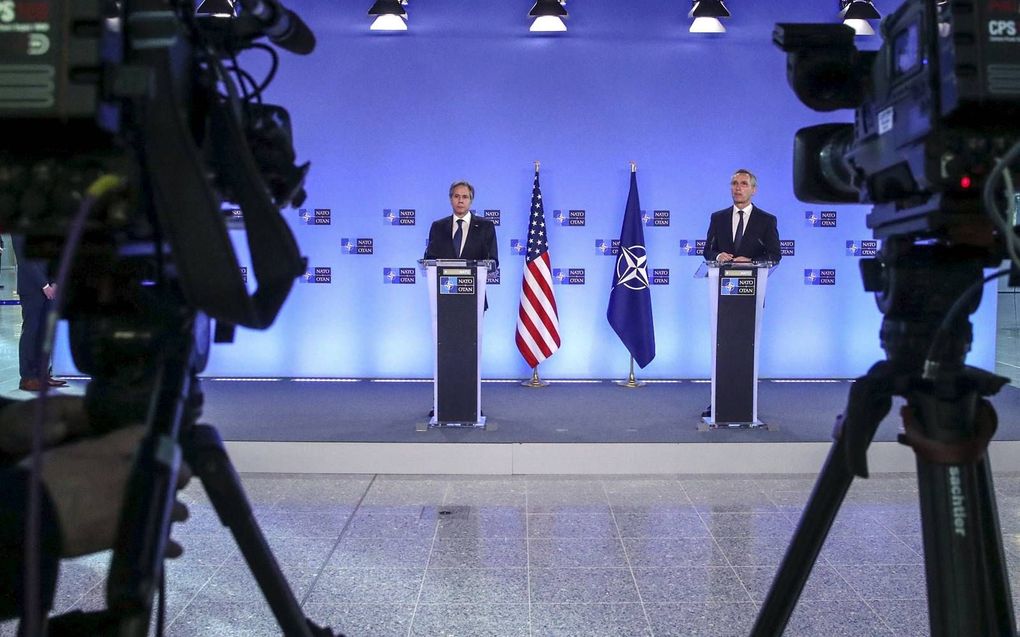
[419,258,496,270]
[694,260,778,278]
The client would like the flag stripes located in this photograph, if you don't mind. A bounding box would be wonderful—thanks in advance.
[516,171,561,369]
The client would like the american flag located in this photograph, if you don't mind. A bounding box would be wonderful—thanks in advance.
[516,170,561,368]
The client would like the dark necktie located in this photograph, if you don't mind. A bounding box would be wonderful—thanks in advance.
[454,219,464,258]
[734,210,745,253]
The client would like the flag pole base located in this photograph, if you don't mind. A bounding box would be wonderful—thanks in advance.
[522,368,550,388]
[615,378,646,388]
[616,358,646,388]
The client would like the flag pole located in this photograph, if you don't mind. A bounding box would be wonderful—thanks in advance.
[522,366,550,388]
[521,159,554,388]
[616,356,646,388]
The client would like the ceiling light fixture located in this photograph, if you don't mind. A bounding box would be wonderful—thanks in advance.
[195,0,235,16]
[369,0,407,31]
[840,0,881,36]
[689,0,730,34]
[529,0,568,33]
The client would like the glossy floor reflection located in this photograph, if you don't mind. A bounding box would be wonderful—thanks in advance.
[4,472,1020,636]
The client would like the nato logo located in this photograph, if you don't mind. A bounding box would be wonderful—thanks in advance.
[596,239,621,256]
[384,267,417,284]
[804,268,836,285]
[383,208,416,226]
[240,266,247,284]
[643,210,670,227]
[483,209,501,226]
[510,239,527,256]
[300,266,332,284]
[298,208,331,225]
[805,210,837,227]
[487,269,500,285]
[680,239,706,256]
[552,268,585,285]
[651,268,670,285]
[780,239,796,256]
[721,277,755,295]
[341,238,374,255]
[846,239,877,257]
[440,276,474,295]
[553,209,586,226]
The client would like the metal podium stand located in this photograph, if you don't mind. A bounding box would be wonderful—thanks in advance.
[696,261,777,429]
[419,258,494,430]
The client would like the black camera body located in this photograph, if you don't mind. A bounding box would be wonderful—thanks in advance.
[0,1,305,233]
[777,0,1020,239]
[0,1,309,335]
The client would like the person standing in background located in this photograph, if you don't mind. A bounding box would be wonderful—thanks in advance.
[12,235,66,391]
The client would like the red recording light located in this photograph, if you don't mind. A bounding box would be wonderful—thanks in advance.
[960,175,972,189]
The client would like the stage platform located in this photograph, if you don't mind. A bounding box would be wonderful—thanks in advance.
[186,378,1020,475]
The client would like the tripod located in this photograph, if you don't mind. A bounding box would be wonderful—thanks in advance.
[750,240,1017,636]
[35,274,340,637]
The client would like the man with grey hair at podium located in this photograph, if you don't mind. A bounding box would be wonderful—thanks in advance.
[422,180,499,423]
[701,169,781,421]
[424,180,499,268]
[703,169,782,265]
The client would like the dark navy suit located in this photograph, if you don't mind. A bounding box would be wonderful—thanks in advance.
[424,214,499,312]
[703,205,782,263]
[424,214,499,267]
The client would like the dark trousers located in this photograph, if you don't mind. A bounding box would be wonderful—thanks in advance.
[19,292,50,380]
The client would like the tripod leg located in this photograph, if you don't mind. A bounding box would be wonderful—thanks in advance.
[184,424,316,637]
[749,434,858,636]
[750,367,892,636]
[916,456,1016,636]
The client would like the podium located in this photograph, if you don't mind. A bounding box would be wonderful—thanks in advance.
[696,261,776,429]
[420,259,494,429]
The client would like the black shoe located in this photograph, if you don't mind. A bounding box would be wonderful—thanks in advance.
[701,405,711,418]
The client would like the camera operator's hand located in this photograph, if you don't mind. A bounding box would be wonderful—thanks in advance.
[0,396,92,461]
[21,425,191,558]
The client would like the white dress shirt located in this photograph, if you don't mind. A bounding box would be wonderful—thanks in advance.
[731,205,753,242]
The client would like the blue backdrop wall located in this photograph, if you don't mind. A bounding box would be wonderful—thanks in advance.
[54,0,999,378]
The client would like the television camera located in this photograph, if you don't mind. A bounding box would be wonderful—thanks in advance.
[753,1,1020,635]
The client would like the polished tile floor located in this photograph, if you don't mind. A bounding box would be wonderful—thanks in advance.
[3,472,1020,636]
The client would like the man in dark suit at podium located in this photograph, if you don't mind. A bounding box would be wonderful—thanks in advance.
[703,169,781,264]
[423,181,498,422]
[424,181,499,268]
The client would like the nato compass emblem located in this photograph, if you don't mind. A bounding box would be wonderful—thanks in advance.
[846,240,877,257]
[805,210,837,227]
[298,209,313,224]
[721,278,739,295]
[596,239,620,256]
[614,245,650,291]
[680,239,705,256]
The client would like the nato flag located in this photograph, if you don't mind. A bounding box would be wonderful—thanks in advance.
[607,172,655,368]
